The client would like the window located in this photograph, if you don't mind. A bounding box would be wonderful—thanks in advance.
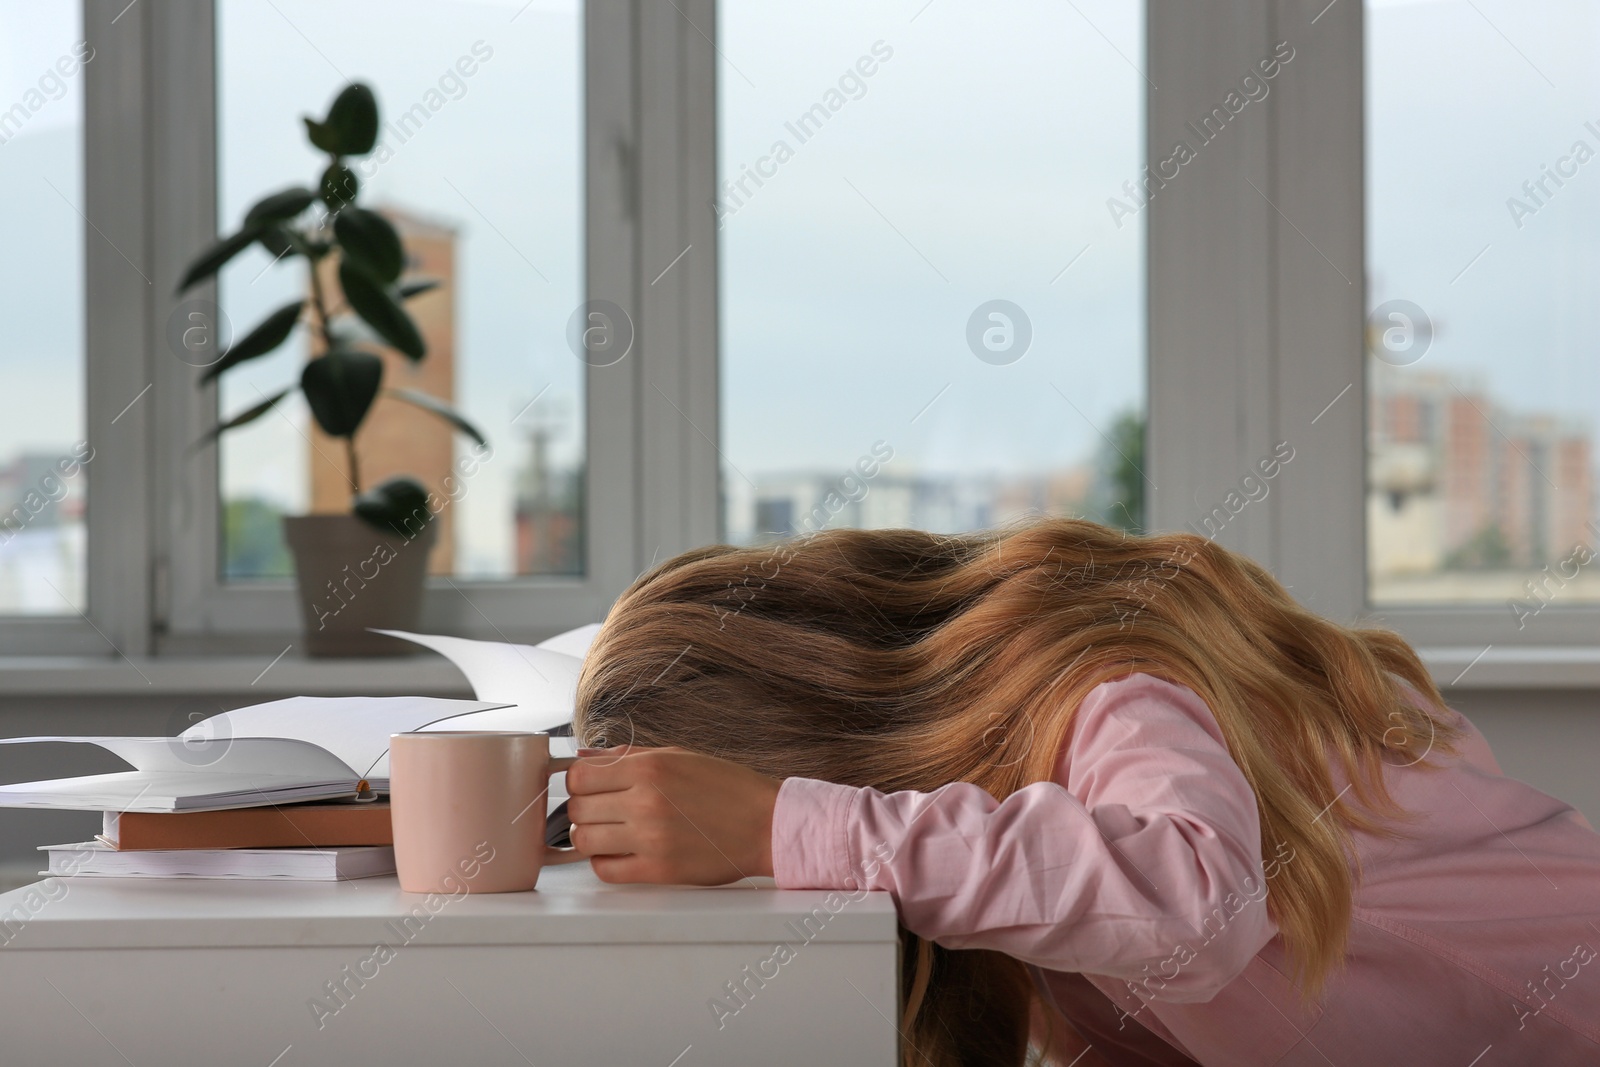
[0,2,89,614]
[214,0,585,582]
[25,0,1584,666]
[1366,0,1599,608]
[716,0,1146,543]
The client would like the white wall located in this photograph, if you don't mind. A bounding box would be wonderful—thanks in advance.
[1444,689,1600,828]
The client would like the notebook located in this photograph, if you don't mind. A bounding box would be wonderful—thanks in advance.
[40,840,395,881]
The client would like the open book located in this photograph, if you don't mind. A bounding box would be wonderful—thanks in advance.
[0,624,605,815]
[0,696,507,813]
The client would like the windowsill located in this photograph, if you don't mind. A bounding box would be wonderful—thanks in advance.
[0,654,473,697]
[0,646,1595,697]
[1419,646,1600,690]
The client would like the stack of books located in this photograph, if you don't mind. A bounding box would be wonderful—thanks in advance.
[4,625,597,882]
[40,800,400,881]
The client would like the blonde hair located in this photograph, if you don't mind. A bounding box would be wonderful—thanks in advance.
[576,519,1458,1066]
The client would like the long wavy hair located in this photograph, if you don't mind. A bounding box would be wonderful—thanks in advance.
[574,519,1459,1066]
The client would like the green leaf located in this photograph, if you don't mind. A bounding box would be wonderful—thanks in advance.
[338,260,425,361]
[353,476,433,537]
[255,223,298,260]
[199,300,304,383]
[320,163,360,210]
[334,208,404,283]
[175,226,260,295]
[308,83,380,156]
[303,116,338,154]
[301,349,384,438]
[189,388,292,451]
[244,187,316,226]
[244,188,315,260]
[398,277,442,300]
[383,388,487,447]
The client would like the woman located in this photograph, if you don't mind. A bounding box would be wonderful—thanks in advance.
[564,520,1600,1066]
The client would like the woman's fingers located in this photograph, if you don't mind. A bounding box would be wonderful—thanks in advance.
[570,821,635,858]
[565,748,653,795]
[589,853,653,884]
[565,790,632,826]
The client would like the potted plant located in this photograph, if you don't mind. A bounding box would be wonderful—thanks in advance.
[177,82,485,657]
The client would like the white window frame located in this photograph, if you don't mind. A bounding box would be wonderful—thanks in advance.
[14,0,1585,673]
[1146,0,1600,673]
[57,0,718,657]
[1145,0,1367,625]
[0,0,151,658]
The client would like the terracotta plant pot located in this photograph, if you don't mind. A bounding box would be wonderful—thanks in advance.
[282,514,437,658]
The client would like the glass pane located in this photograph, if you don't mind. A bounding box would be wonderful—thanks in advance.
[717,1,1146,543]
[1367,0,1599,605]
[215,0,583,580]
[0,2,87,613]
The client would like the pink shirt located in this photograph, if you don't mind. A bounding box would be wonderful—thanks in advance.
[771,673,1600,1065]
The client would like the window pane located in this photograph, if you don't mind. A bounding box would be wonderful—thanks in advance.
[1367,0,1598,604]
[717,2,1146,543]
[0,2,87,613]
[215,0,583,581]
[716,2,1152,543]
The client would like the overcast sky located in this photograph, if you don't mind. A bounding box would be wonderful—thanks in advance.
[718,0,1145,480]
[1367,0,1600,423]
[0,0,86,470]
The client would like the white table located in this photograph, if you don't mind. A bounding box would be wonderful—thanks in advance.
[0,865,900,1066]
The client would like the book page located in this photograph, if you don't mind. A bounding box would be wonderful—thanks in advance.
[371,631,585,732]
[0,736,360,778]
[0,768,362,813]
[535,622,604,660]
[177,696,509,781]
[0,736,368,812]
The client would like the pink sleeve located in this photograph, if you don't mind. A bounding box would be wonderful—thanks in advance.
[771,673,1274,1001]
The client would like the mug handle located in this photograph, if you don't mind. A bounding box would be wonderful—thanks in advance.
[544,756,587,865]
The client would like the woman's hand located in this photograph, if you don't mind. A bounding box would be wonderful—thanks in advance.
[564,746,782,885]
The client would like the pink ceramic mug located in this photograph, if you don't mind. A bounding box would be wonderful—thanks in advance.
[389,731,583,893]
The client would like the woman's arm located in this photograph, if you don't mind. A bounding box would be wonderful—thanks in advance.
[772,674,1275,1001]
[564,674,1273,1001]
